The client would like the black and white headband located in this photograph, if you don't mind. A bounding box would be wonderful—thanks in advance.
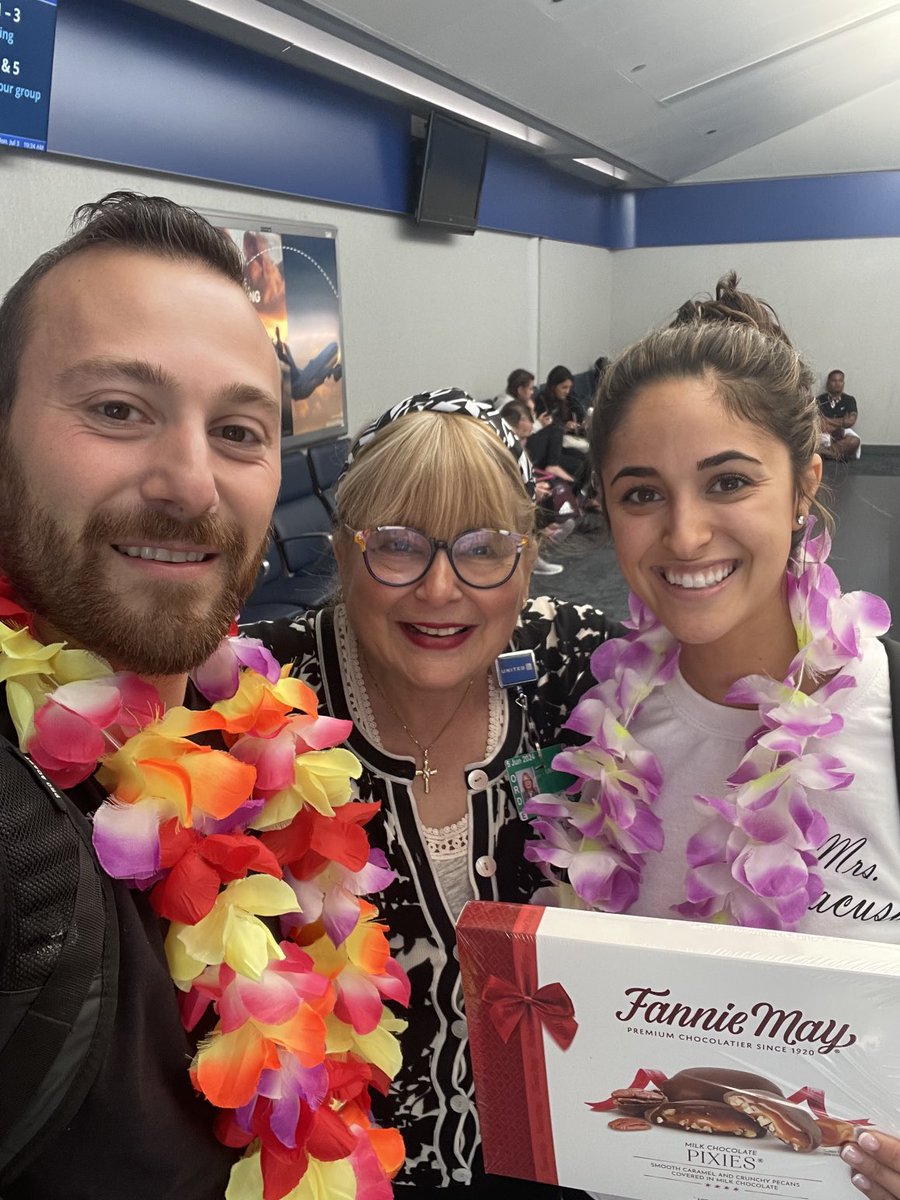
[341,387,535,499]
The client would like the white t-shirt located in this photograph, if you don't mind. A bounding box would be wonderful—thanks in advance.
[625,637,900,942]
[586,640,898,1200]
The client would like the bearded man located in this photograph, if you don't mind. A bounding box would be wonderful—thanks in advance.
[0,192,282,1197]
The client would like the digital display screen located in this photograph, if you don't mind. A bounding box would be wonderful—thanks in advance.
[415,113,488,232]
[0,0,58,152]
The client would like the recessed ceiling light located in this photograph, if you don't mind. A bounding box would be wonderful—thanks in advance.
[191,0,553,146]
[573,157,627,182]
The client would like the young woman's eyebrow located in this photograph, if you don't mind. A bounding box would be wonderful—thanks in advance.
[609,465,659,485]
[696,450,763,470]
[610,451,763,486]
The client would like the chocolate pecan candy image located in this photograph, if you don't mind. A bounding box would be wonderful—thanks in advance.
[724,1090,823,1152]
[608,1117,652,1132]
[661,1067,784,1105]
[815,1116,858,1147]
[646,1100,764,1138]
[612,1087,665,1116]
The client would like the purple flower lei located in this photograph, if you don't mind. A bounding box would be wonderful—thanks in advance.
[524,527,892,930]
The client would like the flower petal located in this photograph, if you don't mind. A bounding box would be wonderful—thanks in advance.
[92,799,162,881]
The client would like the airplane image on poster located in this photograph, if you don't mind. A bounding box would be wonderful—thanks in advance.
[219,223,346,442]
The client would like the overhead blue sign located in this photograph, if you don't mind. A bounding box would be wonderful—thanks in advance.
[0,0,57,152]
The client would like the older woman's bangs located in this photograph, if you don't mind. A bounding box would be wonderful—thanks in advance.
[336,411,534,539]
[388,463,522,540]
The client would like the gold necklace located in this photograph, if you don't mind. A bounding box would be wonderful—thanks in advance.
[366,666,474,794]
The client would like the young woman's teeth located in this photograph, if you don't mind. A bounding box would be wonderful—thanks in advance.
[409,624,467,637]
[118,546,207,563]
[664,564,736,589]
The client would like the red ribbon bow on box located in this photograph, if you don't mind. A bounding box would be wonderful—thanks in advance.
[482,974,578,1050]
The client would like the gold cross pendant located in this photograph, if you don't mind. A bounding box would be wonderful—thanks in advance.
[416,748,437,794]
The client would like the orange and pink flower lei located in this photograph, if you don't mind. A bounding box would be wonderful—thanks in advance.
[0,577,409,1200]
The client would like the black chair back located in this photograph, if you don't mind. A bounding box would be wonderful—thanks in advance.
[240,449,336,622]
[307,436,351,516]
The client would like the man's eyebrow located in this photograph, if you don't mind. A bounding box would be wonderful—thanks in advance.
[696,450,763,471]
[56,357,177,391]
[218,382,282,423]
[56,358,280,420]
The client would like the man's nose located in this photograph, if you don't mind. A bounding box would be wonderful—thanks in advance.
[138,424,219,519]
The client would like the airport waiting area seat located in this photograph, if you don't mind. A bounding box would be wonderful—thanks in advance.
[240,445,339,623]
[308,436,351,517]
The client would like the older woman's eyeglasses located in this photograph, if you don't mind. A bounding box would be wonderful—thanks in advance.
[350,526,529,589]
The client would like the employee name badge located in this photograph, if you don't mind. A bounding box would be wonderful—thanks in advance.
[495,649,576,818]
[506,746,575,819]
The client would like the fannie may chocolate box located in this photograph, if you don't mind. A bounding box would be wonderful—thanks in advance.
[456,902,900,1199]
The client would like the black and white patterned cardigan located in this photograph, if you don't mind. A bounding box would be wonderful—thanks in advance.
[246,597,616,1191]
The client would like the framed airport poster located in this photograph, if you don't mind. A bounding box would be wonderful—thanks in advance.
[201,210,347,448]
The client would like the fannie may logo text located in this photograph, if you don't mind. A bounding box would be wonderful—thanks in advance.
[615,987,856,1055]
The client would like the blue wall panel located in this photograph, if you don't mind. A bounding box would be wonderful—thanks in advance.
[45,0,617,246]
[479,142,610,246]
[630,171,900,248]
[51,0,900,251]
[49,0,413,213]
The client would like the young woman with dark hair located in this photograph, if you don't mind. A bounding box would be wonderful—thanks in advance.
[528,274,900,1200]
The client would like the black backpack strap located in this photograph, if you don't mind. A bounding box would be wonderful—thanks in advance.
[0,736,119,1187]
[880,637,900,796]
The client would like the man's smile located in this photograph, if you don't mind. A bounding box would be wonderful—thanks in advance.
[113,543,215,563]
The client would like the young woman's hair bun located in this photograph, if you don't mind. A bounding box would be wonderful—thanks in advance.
[671,270,792,347]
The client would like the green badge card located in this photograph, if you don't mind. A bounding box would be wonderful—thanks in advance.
[506,744,576,819]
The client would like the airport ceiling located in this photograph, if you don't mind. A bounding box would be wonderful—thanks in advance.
[135,0,900,188]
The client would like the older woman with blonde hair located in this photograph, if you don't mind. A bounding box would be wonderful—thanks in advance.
[253,389,616,1197]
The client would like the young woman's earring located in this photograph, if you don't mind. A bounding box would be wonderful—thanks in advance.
[796,513,807,527]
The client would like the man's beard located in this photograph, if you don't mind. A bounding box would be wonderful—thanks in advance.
[0,442,267,677]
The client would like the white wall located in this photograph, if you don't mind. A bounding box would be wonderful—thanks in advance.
[0,152,612,436]
[609,239,900,444]
[537,238,612,381]
[6,153,897,442]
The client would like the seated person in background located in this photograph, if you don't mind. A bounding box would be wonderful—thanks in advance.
[817,368,861,460]
[528,370,592,492]
[525,417,579,483]
[503,367,537,417]
[571,354,609,409]
[535,364,585,431]
[499,398,534,445]
[500,399,568,576]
